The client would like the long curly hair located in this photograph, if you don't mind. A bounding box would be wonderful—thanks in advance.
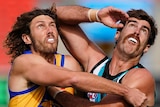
[3,7,58,63]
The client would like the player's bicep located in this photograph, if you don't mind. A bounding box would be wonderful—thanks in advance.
[122,69,155,95]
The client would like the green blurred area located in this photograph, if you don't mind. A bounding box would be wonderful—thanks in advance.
[0,76,9,107]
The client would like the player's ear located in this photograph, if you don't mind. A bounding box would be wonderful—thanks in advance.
[143,44,150,53]
[22,34,32,44]
[115,31,120,41]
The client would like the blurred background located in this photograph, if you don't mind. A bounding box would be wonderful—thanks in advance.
[0,0,159,106]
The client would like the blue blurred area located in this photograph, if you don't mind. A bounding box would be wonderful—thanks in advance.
[78,0,154,43]
[80,23,116,43]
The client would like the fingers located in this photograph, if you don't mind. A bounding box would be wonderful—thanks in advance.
[98,6,128,28]
[51,2,57,13]
[125,87,148,107]
[137,94,147,107]
[107,21,124,28]
[133,94,147,107]
[109,6,129,20]
[140,99,148,107]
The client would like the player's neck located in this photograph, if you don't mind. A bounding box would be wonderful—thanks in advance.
[109,56,138,76]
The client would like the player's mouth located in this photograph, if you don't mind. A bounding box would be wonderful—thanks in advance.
[47,37,55,43]
[128,37,137,44]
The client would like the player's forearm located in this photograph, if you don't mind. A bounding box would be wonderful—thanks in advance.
[56,5,93,24]
[47,86,93,107]
[53,91,97,107]
[48,86,127,107]
[70,71,129,96]
[73,73,146,106]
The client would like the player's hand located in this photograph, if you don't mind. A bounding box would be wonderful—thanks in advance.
[98,6,129,28]
[124,88,147,107]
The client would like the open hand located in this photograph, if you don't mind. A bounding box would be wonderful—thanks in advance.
[98,6,129,28]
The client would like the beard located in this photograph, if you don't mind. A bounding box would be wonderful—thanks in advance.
[31,37,58,55]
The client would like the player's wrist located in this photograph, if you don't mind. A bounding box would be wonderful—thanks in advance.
[47,86,65,99]
[120,85,130,99]
[88,9,100,22]
[53,89,64,99]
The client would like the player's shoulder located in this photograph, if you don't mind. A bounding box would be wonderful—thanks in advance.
[16,53,40,61]
[130,67,154,79]
[13,54,46,69]
[123,67,155,88]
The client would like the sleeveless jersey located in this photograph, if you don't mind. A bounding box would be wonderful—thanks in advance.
[87,56,144,102]
[8,50,74,107]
